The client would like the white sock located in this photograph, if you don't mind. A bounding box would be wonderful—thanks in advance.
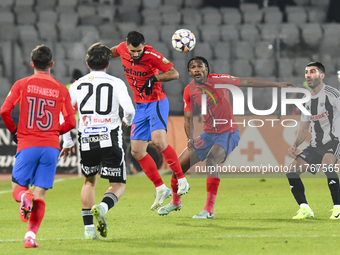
[100,202,108,214]
[300,203,310,209]
[178,177,187,183]
[85,224,95,230]
[156,184,167,192]
[25,231,36,240]
[333,205,340,208]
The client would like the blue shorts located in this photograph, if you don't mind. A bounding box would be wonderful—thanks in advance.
[131,97,169,141]
[12,147,60,189]
[193,130,240,162]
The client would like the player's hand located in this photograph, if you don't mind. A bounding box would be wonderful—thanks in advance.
[140,75,158,96]
[288,145,297,158]
[59,146,75,159]
[11,129,17,144]
[122,121,130,127]
[277,82,296,88]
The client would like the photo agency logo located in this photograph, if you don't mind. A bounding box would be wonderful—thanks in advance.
[200,82,311,128]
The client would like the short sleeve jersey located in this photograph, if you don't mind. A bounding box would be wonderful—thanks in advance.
[115,42,173,103]
[183,73,240,133]
[69,71,132,151]
[1,73,74,151]
[301,84,340,147]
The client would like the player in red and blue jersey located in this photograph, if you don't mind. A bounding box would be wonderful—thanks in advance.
[158,56,295,218]
[110,31,190,211]
[0,45,76,247]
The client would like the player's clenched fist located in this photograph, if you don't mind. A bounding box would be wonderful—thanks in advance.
[140,75,158,95]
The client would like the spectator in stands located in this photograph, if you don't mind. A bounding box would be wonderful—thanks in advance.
[328,0,340,23]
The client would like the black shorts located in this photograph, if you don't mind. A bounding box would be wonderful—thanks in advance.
[79,127,126,183]
[297,139,340,174]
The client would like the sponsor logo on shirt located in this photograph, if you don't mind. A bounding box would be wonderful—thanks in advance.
[309,111,329,121]
[123,65,148,77]
[81,133,109,143]
[101,167,121,177]
[162,57,170,64]
[84,126,108,134]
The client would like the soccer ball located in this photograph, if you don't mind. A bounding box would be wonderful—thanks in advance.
[171,29,196,53]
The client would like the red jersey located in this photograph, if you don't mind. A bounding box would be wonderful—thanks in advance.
[183,73,240,133]
[115,42,173,103]
[1,73,76,152]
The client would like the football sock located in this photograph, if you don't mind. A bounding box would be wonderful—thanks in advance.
[156,184,167,192]
[13,186,28,202]
[324,165,340,205]
[101,193,118,213]
[286,171,307,205]
[170,176,181,206]
[204,176,220,214]
[82,209,93,226]
[138,154,164,187]
[161,145,185,179]
[28,199,45,234]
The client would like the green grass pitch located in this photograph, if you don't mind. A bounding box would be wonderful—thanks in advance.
[1,174,340,254]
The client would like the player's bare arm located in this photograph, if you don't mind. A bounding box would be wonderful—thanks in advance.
[184,111,195,149]
[155,67,179,82]
[239,78,295,88]
[110,46,120,58]
[288,121,310,158]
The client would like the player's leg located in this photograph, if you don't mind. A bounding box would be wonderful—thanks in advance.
[11,149,38,223]
[321,145,340,219]
[192,131,240,219]
[24,147,59,248]
[192,144,225,219]
[151,129,190,196]
[131,139,171,210]
[286,153,314,219]
[91,142,126,237]
[158,147,200,215]
[130,104,170,210]
[150,98,189,194]
[78,149,100,239]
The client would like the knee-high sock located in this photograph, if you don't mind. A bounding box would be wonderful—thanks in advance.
[13,186,28,202]
[138,154,163,187]
[324,166,340,205]
[161,145,185,179]
[286,172,307,205]
[170,176,181,206]
[204,177,220,214]
[28,199,45,235]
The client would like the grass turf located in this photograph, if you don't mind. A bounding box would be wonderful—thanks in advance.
[0,174,340,254]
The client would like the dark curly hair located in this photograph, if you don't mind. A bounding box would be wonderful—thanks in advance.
[187,56,210,74]
[86,42,112,70]
[31,45,52,70]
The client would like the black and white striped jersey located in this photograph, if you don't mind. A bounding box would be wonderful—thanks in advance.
[301,84,340,147]
[67,71,135,151]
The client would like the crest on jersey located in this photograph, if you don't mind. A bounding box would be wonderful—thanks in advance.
[83,115,91,126]
[162,57,170,64]
[88,76,94,81]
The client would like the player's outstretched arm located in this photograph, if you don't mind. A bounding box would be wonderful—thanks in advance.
[155,67,179,82]
[288,121,310,158]
[110,46,120,58]
[239,78,295,88]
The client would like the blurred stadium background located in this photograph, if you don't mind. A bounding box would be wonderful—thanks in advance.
[0,0,339,174]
